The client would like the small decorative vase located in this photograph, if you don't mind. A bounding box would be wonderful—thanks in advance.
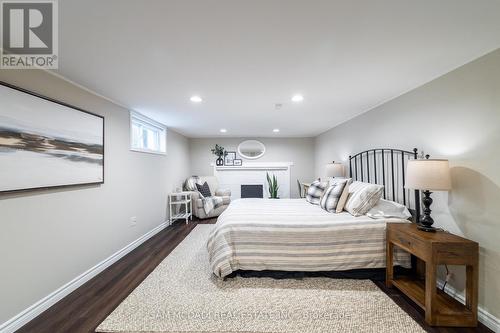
[216,157,224,166]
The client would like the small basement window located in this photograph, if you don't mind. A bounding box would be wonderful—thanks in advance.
[130,112,167,154]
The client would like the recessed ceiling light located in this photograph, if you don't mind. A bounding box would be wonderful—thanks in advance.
[291,94,304,102]
[190,95,202,103]
[273,128,280,133]
[220,128,227,133]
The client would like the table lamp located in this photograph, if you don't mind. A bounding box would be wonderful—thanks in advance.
[405,157,451,232]
[325,162,345,178]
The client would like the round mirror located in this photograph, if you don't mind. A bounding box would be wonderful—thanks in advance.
[238,140,266,160]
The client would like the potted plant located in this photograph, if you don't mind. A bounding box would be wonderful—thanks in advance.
[211,144,227,166]
[266,172,280,199]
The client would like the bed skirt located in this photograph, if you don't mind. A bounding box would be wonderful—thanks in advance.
[224,266,412,281]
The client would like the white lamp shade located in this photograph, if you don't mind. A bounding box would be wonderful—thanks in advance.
[405,159,451,191]
[325,162,345,178]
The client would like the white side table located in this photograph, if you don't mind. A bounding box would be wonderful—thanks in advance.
[168,192,192,224]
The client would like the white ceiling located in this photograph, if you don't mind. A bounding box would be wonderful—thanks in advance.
[56,0,500,138]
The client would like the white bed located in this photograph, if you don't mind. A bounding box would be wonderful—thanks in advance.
[207,198,411,278]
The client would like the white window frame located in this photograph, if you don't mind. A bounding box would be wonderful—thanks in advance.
[130,111,167,155]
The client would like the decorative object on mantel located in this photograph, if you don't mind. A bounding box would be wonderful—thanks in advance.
[266,172,280,199]
[238,140,266,159]
[233,159,242,166]
[224,151,236,166]
[325,161,345,178]
[405,155,451,232]
[210,144,227,166]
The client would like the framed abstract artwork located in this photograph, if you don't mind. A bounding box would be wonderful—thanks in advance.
[0,82,104,193]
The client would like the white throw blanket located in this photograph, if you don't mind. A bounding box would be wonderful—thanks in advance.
[201,196,224,215]
[184,176,223,215]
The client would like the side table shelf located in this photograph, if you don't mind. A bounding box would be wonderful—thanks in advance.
[386,223,478,327]
[168,192,192,224]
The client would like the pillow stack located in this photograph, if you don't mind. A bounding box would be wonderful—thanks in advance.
[306,178,390,217]
[344,181,384,216]
[305,179,328,205]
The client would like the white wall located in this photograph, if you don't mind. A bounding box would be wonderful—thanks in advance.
[315,49,500,319]
[2,47,498,328]
[189,138,315,198]
[0,70,190,324]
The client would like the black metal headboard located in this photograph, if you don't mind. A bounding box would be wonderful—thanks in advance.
[349,148,420,222]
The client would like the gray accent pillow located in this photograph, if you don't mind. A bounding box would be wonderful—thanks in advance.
[196,181,212,198]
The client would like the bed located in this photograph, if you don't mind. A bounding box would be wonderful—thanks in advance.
[207,198,412,278]
[207,148,421,279]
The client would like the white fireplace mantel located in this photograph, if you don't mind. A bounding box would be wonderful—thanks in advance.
[213,161,293,171]
[212,162,293,199]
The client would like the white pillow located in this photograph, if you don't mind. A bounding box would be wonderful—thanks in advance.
[344,181,384,216]
[366,199,412,219]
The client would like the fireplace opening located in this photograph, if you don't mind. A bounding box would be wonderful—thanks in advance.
[241,184,263,198]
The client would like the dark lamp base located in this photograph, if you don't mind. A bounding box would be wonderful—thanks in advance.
[417,224,438,232]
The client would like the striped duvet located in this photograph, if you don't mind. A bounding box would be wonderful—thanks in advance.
[207,199,411,278]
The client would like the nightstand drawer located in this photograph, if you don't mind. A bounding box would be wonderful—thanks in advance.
[389,229,427,260]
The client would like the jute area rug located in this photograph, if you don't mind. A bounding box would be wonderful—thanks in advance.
[97,225,425,333]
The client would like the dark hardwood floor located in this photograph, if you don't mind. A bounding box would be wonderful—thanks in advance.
[17,219,492,333]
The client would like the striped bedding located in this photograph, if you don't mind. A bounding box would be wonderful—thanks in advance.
[207,199,411,278]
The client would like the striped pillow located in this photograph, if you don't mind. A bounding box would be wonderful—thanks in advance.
[305,179,328,205]
[320,179,349,213]
[344,181,384,216]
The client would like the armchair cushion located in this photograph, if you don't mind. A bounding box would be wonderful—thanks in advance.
[195,196,231,209]
[215,188,231,197]
[185,191,201,201]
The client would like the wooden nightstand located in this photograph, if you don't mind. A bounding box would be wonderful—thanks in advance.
[386,223,479,327]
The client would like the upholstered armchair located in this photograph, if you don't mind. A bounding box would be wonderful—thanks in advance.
[184,176,231,219]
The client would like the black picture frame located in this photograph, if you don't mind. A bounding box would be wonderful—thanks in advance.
[233,159,242,166]
[224,151,236,166]
[0,81,105,194]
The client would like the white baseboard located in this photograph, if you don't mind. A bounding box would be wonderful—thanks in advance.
[437,280,500,332]
[0,221,170,333]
